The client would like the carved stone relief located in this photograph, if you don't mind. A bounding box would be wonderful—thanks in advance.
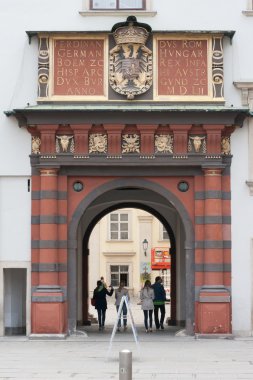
[31,136,41,154]
[109,18,152,100]
[56,135,74,153]
[89,134,107,154]
[221,137,231,155]
[122,134,140,153]
[188,136,206,153]
[212,36,224,98]
[38,37,49,98]
[155,134,173,153]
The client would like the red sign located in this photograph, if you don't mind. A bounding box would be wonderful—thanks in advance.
[53,39,105,96]
[151,247,171,270]
[158,39,208,97]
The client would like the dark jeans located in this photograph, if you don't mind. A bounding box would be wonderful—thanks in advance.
[143,310,153,330]
[97,308,106,327]
[116,304,127,327]
[154,304,166,328]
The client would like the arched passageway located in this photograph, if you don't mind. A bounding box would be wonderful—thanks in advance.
[68,178,195,335]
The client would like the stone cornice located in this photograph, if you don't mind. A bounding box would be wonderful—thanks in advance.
[242,10,253,16]
[5,105,248,128]
[233,81,253,110]
[246,181,253,196]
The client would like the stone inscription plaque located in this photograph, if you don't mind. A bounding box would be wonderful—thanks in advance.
[158,39,208,97]
[53,39,105,97]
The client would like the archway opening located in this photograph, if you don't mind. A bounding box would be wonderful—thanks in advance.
[84,206,177,332]
[68,181,195,335]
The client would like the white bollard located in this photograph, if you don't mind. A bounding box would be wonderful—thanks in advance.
[119,349,132,380]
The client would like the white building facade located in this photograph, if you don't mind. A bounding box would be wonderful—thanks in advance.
[0,0,252,336]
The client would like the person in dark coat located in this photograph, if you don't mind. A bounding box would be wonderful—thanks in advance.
[93,280,114,330]
[152,276,166,330]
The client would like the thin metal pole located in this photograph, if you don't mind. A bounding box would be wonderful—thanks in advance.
[119,349,132,380]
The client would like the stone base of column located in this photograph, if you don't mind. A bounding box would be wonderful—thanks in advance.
[197,286,231,334]
[31,286,66,334]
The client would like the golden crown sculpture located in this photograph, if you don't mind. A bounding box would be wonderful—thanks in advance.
[113,25,149,45]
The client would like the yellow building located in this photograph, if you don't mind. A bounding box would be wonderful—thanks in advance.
[88,208,171,297]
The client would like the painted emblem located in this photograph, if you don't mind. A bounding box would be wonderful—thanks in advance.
[122,134,140,153]
[155,135,173,154]
[221,137,230,155]
[109,17,152,100]
[188,136,206,153]
[56,135,74,153]
[31,136,41,154]
[89,134,107,154]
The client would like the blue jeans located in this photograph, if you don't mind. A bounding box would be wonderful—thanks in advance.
[97,308,106,327]
[116,304,127,327]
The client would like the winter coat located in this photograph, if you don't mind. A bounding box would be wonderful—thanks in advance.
[93,285,114,310]
[115,287,129,306]
[152,282,166,305]
[140,287,155,311]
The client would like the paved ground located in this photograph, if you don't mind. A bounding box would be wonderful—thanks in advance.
[1,299,253,379]
[1,334,253,379]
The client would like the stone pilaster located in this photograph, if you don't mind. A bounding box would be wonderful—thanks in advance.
[31,168,66,335]
[137,125,156,155]
[37,125,58,154]
[197,168,231,334]
[104,124,124,155]
[170,125,192,154]
[71,124,91,155]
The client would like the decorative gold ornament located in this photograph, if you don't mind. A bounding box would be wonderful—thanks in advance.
[155,135,173,153]
[188,136,206,153]
[89,134,107,154]
[221,137,231,155]
[40,169,58,176]
[56,135,74,153]
[31,136,41,154]
[109,17,152,100]
[122,134,140,153]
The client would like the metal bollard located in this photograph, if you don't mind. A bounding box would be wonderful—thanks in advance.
[119,349,132,380]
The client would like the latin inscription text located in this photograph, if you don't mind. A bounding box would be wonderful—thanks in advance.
[53,39,104,96]
[158,39,208,96]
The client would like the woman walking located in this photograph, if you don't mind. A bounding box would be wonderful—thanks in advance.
[140,279,155,333]
[93,280,114,331]
[115,281,129,332]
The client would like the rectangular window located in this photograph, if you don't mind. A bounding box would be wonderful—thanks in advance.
[109,212,129,240]
[90,0,145,10]
[110,265,129,287]
[162,225,169,240]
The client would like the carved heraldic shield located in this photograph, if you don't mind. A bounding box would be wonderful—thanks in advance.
[109,18,152,100]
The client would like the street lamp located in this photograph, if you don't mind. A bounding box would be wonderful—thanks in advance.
[142,238,148,256]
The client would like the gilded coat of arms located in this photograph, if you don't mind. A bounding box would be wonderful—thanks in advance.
[109,17,152,100]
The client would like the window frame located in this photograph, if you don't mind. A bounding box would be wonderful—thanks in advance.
[109,264,130,287]
[90,0,146,10]
[108,211,131,241]
[159,223,170,241]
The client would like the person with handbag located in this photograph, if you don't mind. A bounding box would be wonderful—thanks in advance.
[92,280,114,331]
